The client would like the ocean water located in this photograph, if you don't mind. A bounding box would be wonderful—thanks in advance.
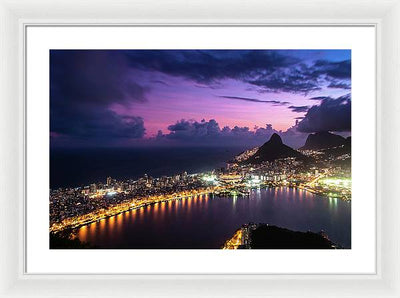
[75,188,351,249]
[50,146,247,189]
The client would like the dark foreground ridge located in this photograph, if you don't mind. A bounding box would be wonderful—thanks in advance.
[250,224,337,249]
[50,231,96,249]
[223,223,338,249]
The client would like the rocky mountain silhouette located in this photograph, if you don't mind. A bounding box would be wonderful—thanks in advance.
[246,133,305,163]
[299,131,346,150]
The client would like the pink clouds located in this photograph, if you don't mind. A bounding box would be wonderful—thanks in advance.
[109,75,315,137]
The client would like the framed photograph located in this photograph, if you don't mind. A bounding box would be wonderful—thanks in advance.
[28,26,373,275]
[1,0,400,297]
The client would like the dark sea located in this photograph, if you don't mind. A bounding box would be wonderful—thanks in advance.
[76,188,351,249]
[50,147,248,189]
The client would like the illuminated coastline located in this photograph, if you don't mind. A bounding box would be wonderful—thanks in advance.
[50,188,214,233]
[50,173,351,233]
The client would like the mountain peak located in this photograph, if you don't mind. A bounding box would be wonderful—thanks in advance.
[244,133,305,164]
[269,133,283,145]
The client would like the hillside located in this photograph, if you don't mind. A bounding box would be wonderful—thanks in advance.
[245,133,305,164]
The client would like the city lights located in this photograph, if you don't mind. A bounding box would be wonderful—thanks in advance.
[202,175,217,182]
[50,145,351,234]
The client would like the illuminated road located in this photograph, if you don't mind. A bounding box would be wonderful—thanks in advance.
[222,229,243,249]
[50,188,217,232]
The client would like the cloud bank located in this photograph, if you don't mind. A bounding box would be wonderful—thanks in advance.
[297,94,351,133]
[123,50,351,94]
[151,119,307,148]
[50,50,351,148]
[50,50,147,141]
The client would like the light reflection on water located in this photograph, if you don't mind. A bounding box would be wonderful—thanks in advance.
[77,187,351,249]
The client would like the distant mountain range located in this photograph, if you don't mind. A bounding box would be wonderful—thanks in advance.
[321,136,351,158]
[245,133,305,164]
[299,131,348,151]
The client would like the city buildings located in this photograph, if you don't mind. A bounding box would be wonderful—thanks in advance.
[50,144,351,233]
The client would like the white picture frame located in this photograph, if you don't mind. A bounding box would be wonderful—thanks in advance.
[0,0,399,296]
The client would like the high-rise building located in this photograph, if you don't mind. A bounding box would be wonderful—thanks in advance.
[90,183,97,194]
[106,177,112,186]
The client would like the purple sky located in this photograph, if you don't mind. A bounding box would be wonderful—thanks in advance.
[50,50,351,148]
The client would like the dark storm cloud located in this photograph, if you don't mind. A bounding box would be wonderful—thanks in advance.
[218,95,289,105]
[309,96,330,100]
[124,50,350,93]
[248,63,324,94]
[249,59,351,94]
[313,59,351,79]
[288,105,309,113]
[124,50,298,84]
[328,81,351,90]
[50,50,147,143]
[51,50,147,106]
[52,109,145,139]
[297,94,351,133]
